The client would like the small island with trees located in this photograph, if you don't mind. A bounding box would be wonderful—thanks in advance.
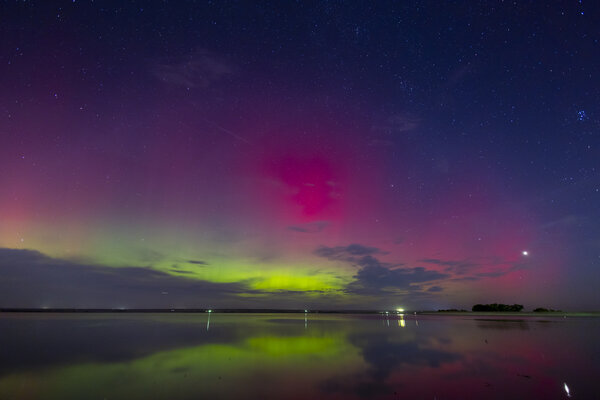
[434,304,564,313]
[472,303,524,312]
[429,304,598,317]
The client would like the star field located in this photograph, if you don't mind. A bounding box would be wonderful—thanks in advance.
[0,1,599,310]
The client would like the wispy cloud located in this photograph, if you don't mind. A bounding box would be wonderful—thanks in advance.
[369,113,420,146]
[152,49,235,89]
[371,113,420,135]
[314,244,386,261]
[420,257,528,282]
[170,268,195,274]
[288,221,329,233]
[187,260,209,265]
[419,258,477,275]
[541,214,586,229]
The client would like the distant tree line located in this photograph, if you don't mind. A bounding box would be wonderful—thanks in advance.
[435,304,560,312]
[533,307,561,312]
[472,303,524,312]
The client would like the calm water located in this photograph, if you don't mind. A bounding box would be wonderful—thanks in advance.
[0,313,598,399]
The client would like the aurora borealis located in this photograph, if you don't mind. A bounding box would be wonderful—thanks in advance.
[1,1,599,310]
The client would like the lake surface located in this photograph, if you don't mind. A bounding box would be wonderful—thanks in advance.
[0,313,597,399]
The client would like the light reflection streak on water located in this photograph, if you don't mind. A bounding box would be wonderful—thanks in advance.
[398,314,405,328]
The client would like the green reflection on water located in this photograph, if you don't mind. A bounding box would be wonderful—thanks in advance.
[2,314,595,400]
[0,330,363,399]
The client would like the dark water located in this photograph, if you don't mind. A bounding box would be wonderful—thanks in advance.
[0,313,598,399]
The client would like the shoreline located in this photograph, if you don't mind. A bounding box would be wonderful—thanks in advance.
[1,308,599,317]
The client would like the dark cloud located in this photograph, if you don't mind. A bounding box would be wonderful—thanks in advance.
[451,276,479,282]
[476,271,506,278]
[348,264,448,295]
[288,220,329,233]
[187,260,209,265]
[152,49,235,89]
[315,244,447,296]
[0,248,363,310]
[0,248,248,308]
[427,286,444,292]
[170,269,195,274]
[314,244,386,261]
[420,258,462,266]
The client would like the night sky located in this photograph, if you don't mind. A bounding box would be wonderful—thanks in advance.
[1,1,598,310]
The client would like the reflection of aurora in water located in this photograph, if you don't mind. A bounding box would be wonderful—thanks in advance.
[0,313,598,399]
[0,336,360,400]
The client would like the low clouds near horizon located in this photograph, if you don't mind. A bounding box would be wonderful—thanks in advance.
[0,248,250,309]
[0,244,531,310]
[315,244,448,296]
